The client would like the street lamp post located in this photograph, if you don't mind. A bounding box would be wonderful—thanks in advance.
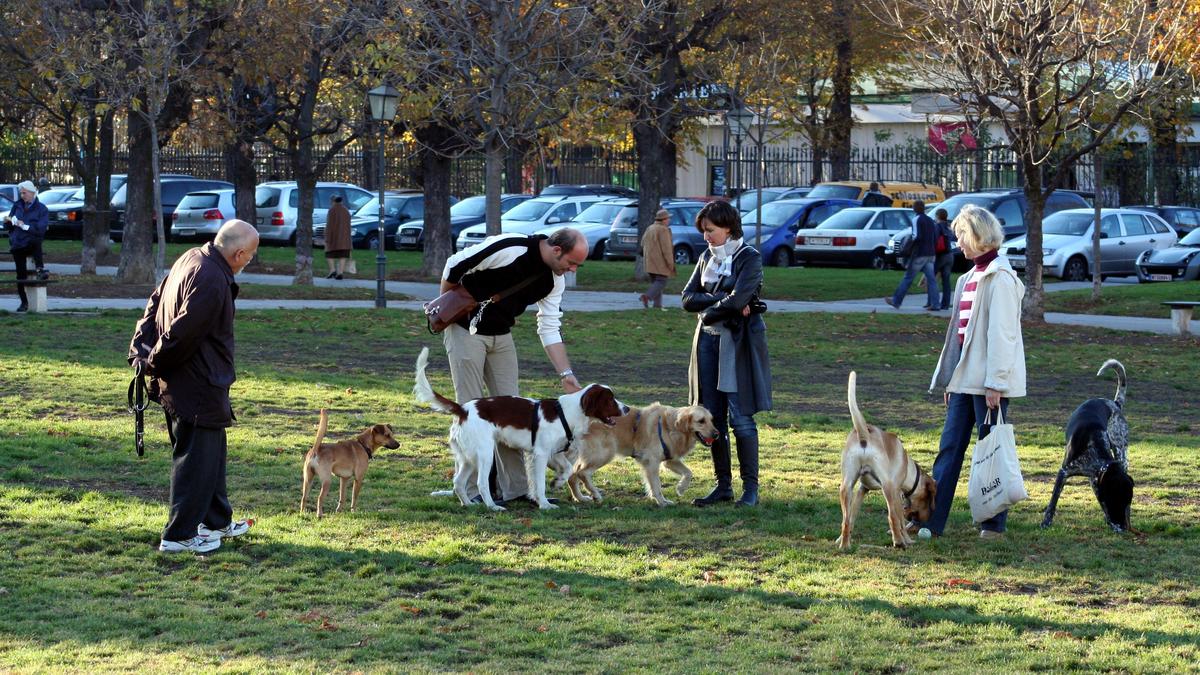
[366,84,400,309]
[726,100,752,202]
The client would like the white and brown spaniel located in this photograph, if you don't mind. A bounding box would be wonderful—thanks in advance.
[413,347,627,511]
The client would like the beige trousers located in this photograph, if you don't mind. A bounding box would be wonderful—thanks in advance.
[442,324,529,500]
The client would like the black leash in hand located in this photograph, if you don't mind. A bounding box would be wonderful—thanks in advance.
[126,361,148,458]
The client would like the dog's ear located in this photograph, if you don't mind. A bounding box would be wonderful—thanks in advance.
[674,407,691,434]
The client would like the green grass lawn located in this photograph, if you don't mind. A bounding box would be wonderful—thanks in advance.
[1,309,1198,672]
[1044,280,1200,318]
[41,240,913,302]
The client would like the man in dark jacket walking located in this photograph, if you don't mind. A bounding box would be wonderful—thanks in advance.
[128,219,259,553]
[885,200,940,310]
[861,182,893,207]
[4,180,50,311]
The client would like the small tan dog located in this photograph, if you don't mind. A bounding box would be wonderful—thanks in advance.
[837,372,937,549]
[567,403,719,506]
[300,409,400,518]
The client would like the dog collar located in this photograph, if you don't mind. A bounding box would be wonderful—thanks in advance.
[656,419,673,460]
[902,458,920,499]
[355,437,374,460]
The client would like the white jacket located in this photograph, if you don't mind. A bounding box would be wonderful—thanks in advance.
[929,255,1026,398]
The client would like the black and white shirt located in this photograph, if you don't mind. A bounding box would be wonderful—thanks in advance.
[442,234,565,346]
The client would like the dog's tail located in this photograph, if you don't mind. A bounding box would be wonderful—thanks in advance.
[847,371,870,448]
[311,408,329,456]
[1098,359,1126,408]
[413,347,467,421]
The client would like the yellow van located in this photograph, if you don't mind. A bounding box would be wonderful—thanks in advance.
[807,181,945,208]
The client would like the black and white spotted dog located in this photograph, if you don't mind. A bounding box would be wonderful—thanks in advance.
[1042,359,1134,532]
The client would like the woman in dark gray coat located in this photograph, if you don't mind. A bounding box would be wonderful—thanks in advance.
[682,201,772,507]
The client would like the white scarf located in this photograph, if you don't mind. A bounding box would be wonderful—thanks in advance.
[701,238,743,286]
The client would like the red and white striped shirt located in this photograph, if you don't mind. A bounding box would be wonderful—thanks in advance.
[958,250,999,344]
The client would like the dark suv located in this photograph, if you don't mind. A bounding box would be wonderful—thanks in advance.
[1125,205,1200,235]
[604,199,708,264]
[931,188,1091,240]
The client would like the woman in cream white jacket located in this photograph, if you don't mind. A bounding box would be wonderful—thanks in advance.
[923,204,1026,539]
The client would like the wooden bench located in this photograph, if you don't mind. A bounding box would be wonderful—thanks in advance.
[0,277,57,313]
[1162,301,1200,336]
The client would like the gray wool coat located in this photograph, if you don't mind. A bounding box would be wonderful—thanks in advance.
[681,244,773,416]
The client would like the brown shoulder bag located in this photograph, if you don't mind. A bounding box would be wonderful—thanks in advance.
[424,274,540,334]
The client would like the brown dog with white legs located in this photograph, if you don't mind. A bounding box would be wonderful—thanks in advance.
[300,409,400,518]
[837,372,937,550]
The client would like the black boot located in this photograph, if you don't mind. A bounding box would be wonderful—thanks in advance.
[693,436,733,506]
[734,432,759,507]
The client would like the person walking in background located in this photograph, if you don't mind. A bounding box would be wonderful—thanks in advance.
[639,208,676,309]
[4,180,49,311]
[861,182,892,207]
[921,204,1026,540]
[885,200,939,311]
[324,195,352,279]
[932,208,956,310]
[128,220,260,553]
[683,201,772,508]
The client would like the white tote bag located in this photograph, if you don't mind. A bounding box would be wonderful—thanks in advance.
[967,407,1028,522]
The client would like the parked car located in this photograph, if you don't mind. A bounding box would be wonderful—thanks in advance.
[1125,205,1200,236]
[456,195,606,251]
[170,189,237,241]
[397,193,533,250]
[805,181,946,208]
[111,178,234,241]
[1135,227,1200,282]
[538,183,638,198]
[0,193,12,235]
[254,181,373,246]
[46,174,193,238]
[740,198,859,266]
[334,191,456,250]
[38,186,83,205]
[732,186,812,215]
[794,207,916,269]
[535,198,624,259]
[1003,208,1177,280]
[929,189,1090,241]
[605,199,708,264]
[0,184,19,202]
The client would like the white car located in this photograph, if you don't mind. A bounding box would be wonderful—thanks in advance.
[535,199,624,259]
[1003,208,1177,280]
[456,194,607,251]
[793,207,916,269]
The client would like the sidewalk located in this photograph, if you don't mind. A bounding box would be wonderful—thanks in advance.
[2,262,1194,335]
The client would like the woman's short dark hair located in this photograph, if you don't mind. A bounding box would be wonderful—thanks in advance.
[695,200,743,239]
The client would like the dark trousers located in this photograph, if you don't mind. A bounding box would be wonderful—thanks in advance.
[11,245,30,306]
[934,253,953,309]
[162,412,233,541]
[644,273,668,307]
[925,393,1010,535]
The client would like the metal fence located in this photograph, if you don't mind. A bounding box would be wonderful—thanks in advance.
[707,144,1200,206]
[0,142,638,197]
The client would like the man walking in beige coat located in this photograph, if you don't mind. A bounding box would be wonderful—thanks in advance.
[639,208,676,309]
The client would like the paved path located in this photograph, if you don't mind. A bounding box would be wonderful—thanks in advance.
[2,262,1194,335]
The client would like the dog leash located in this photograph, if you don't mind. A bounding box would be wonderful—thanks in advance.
[656,419,673,460]
[126,361,148,458]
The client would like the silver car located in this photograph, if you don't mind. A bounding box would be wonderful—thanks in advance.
[171,189,236,241]
[254,181,373,245]
[793,207,915,269]
[1003,208,1177,280]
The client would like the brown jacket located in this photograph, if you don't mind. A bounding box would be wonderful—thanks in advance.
[641,221,676,277]
[128,243,239,428]
[324,202,352,253]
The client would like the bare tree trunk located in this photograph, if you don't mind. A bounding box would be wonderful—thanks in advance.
[1021,159,1045,322]
[224,140,257,222]
[484,136,504,235]
[80,111,114,275]
[419,141,453,277]
[828,0,853,181]
[505,139,529,194]
[150,120,166,277]
[1091,149,1103,302]
[633,120,667,282]
[117,112,156,283]
[292,140,315,285]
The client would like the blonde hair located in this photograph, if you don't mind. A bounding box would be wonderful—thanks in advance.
[952,204,1004,253]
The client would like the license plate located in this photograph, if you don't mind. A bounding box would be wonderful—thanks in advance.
[256,217,264,226]
[1150,273,1172,281]
[400,236,417,244]
[1009,257,1025,269]
[620,235,637,244]
[178,228,195,237]
[807,237,831,246]
[314,237,324,247]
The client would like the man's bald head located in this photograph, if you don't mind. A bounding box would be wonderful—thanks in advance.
[213,219,260,274]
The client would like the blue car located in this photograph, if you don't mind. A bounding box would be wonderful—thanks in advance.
[740,198,860,266]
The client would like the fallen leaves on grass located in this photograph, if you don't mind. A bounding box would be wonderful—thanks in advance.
[399,604,421,615]
[558,585,571,595]
[345,388,354,395]
[702,570,719,583]
[946,578,979,590]
[536,625,549,633]
[517,517,532,528]
[255,610,267,619]
[298,609,339,631]
[46,428,69,437]
[544,580,557,590]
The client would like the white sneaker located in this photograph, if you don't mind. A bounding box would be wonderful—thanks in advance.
[979,529,1005,540]
[159,535,220,553]
[197,519,254,539]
